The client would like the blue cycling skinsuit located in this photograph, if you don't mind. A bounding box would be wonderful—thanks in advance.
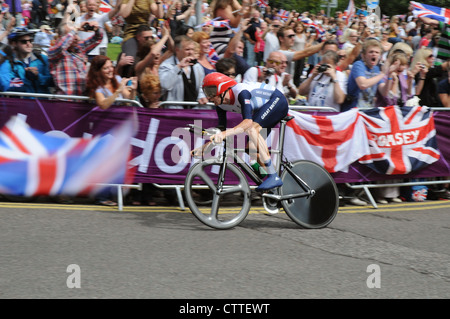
[216,82,289,191]
[216,82,289,130]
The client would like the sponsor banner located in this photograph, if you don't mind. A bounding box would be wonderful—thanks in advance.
[1,98,450,184]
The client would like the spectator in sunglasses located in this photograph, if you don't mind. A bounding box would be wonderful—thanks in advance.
[276,26,325,76]
[243,51,297,99]
[6,27,53,94]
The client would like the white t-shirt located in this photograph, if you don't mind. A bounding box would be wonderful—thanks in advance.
[307,71,348,111]
[75,12,111,56]
[263,32,280,61]
[243,67,297,96]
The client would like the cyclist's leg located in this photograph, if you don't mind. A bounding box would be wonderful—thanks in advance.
[252,91,289,190]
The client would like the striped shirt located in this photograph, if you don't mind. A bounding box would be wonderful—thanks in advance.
[48,30,103,96]
[437,22,450,61]
[209,25,233,58]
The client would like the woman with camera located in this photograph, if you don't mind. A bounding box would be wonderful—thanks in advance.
[298,50,347,111]
[85,55,137,109]
[411,47,450,107]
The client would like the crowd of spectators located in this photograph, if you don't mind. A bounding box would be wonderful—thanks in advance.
[0,0,449,205]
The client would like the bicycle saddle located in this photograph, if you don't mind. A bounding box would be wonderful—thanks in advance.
[282,115,295,122]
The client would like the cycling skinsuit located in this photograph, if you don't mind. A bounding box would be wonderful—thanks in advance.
[217,82,289,129]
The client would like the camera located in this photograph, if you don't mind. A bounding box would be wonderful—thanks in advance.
[82,24,95,31]
[190,58,198,64]
[264,68,275,76]
[318,64,330,73]
[126,80,132,86]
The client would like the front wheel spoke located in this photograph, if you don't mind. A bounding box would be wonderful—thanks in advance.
[209,193,221,219]
[195,170,218,192]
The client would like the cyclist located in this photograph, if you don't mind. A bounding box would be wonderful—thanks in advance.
[198,72,289,191]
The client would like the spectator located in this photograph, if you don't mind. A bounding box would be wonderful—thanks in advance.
[191,31,216,75]
[215,57,238,81]
[119,0,163,44]
[418,27,432,49]
[263,19,280,62]
[116,24,153,78]
[243,7,261,67]
[0,13,16,47]
[379,29,393,63]
[243,51,297,99]
[33,24,54,52]
[134,25,171,79]
[209,0,249,58]
[166,1,195,39]
[85,55,137,109]
[158,35,208,108]
[341,39,385,111]
[437,63,450,108]
[411,47,449,107]
[292,20,310,86]
[139,72,161,108]
[0,46,12,90]
[6,26,53,94]
[418,15,449,62]
[75,0,122,60]
[387,15,401,44]
[341,28,358,51]
[48,19,103,95]
[276,26,324,77]
[298,50,347,111]
[253,20,266,66]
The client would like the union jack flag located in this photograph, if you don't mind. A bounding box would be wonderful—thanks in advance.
[300,17,326,39]
[99,0,112,13]
[278,10,289,20]
[411,1,450,24]
[207,45,219,66]
[256,0,268,8]
[358,105,440,175]
[0,116,136,197]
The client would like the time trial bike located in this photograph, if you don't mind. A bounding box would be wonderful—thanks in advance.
[184,115,339,230]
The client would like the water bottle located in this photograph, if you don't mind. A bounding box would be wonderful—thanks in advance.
[251,162,267,178]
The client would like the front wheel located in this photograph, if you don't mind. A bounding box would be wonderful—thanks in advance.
[280,160,339,228]
[184,159,251,229]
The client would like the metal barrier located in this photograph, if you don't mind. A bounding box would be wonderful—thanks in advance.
[0,91,144,108]
[2,90,449,210]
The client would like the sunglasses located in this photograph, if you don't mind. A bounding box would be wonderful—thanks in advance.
[427,54,434,58]
[272,24,280,27]
[338,55,346,59]
[267,59,287,66]
[18,39,33,44]
[223,72,237,77]
[285,34,296,38]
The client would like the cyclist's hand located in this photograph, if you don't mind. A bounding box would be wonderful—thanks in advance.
[210,133,224,145]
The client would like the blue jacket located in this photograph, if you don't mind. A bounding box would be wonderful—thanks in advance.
[0,57,11,92]
[7,52,53,94]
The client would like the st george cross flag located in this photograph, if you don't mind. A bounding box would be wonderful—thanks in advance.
[358,105,440,175]
[343,0,356,26]
[410,1,450,24]
[283,109,370,173]
[0,115,136,197]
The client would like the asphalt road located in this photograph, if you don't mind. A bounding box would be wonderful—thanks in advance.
[0,198,449,301]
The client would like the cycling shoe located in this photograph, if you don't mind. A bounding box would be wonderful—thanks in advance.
[256,174,283,191]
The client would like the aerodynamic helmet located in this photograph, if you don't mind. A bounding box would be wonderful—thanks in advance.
[202,72,237,98]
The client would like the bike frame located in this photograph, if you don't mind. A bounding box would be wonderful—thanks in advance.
[212,117,315,201]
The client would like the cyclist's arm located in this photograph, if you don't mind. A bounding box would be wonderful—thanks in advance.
[211,90,253,143]
[216,107,227,131]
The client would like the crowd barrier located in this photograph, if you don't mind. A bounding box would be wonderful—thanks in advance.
[1,92,449,210]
